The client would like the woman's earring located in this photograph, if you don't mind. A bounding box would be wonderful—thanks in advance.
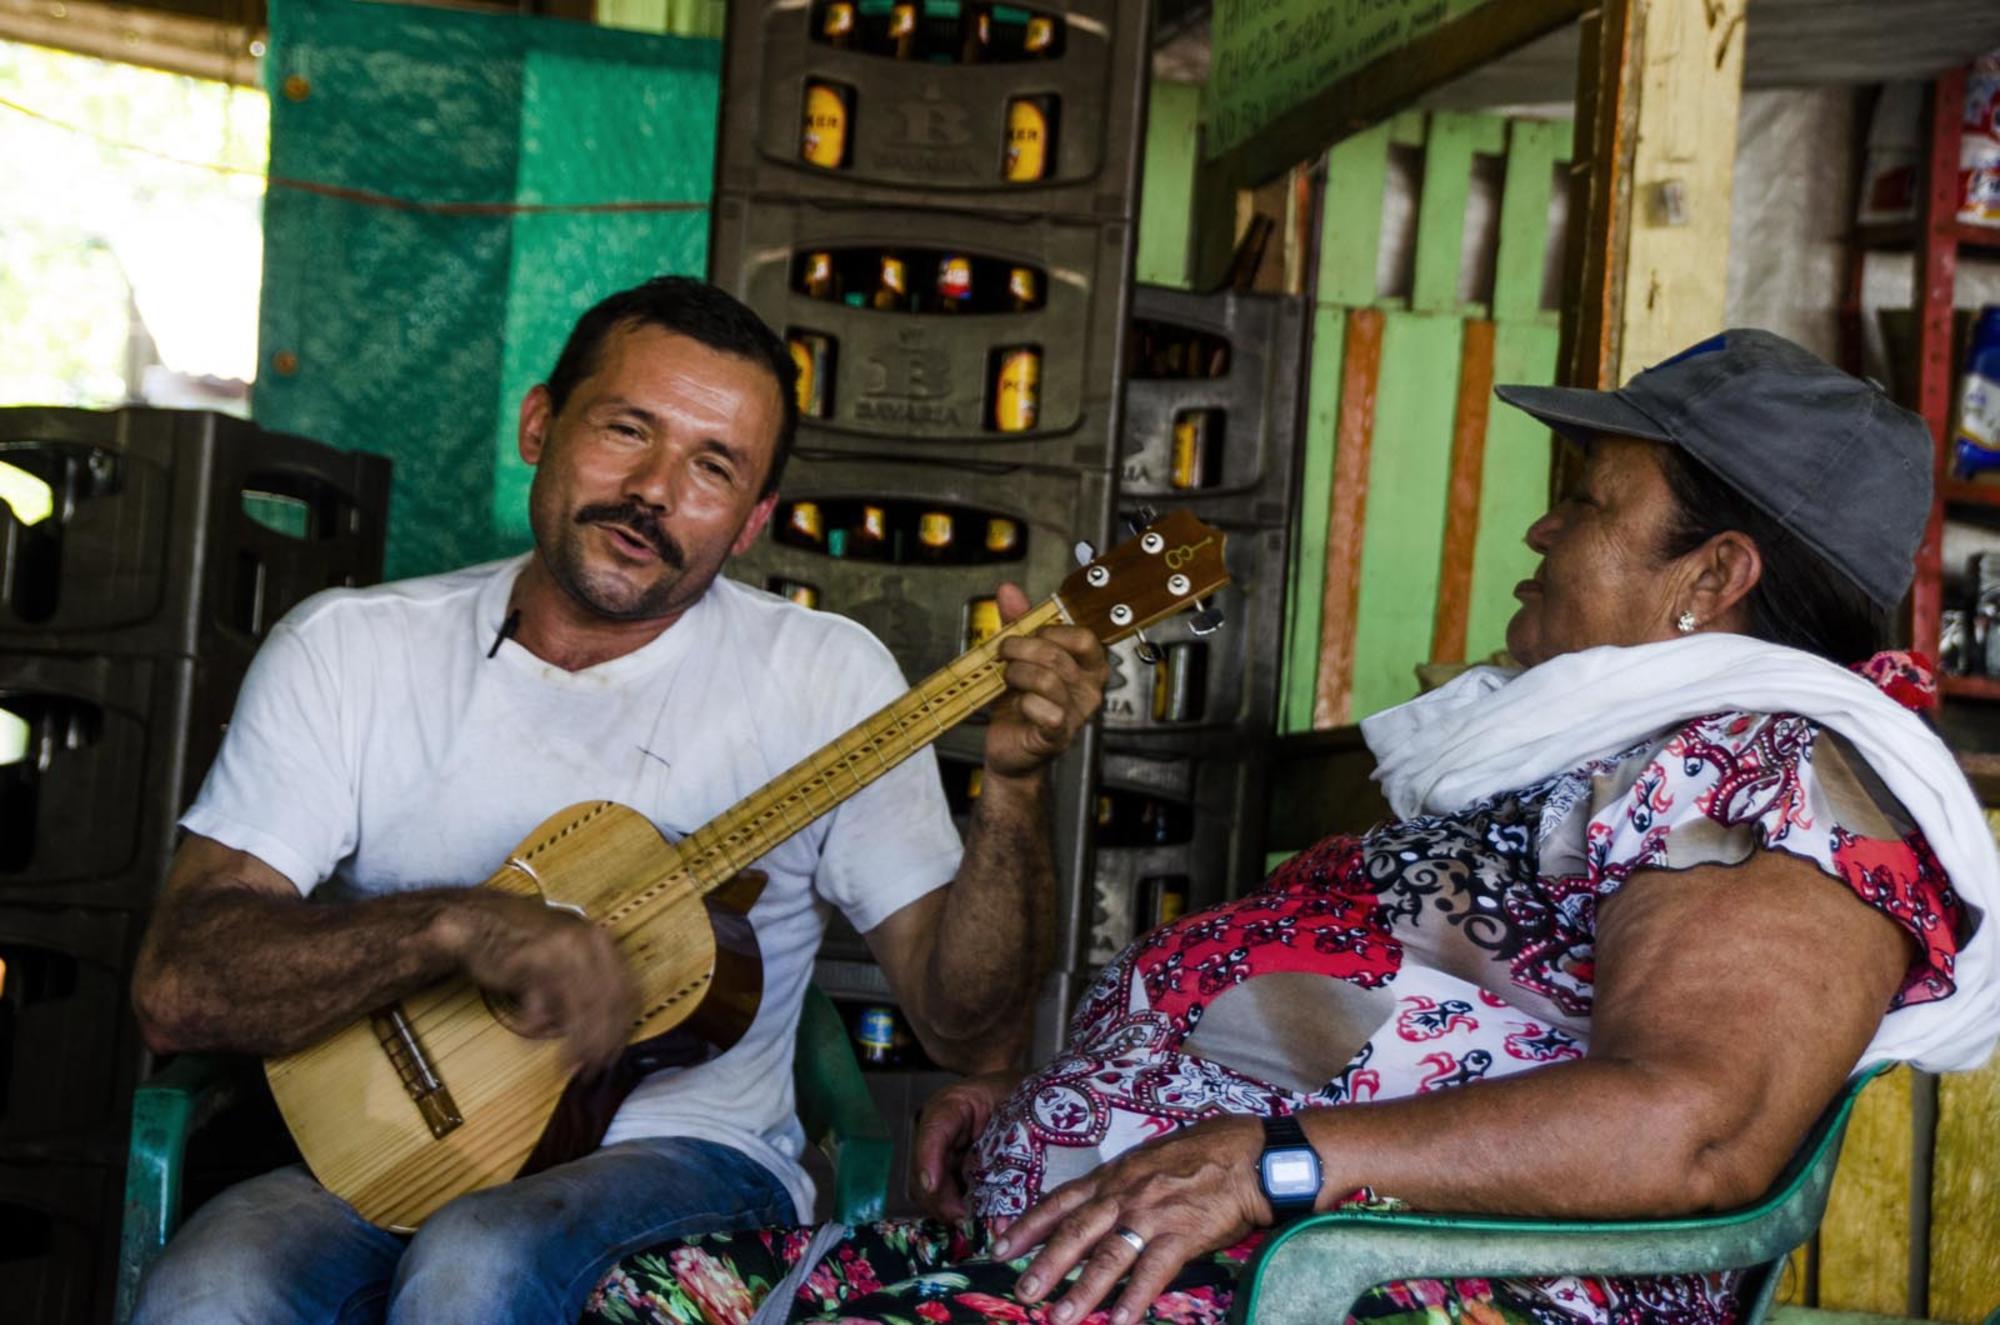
[1676,611,1699,634]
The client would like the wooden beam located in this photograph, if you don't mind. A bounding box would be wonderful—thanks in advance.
[1433,319,1496,664]
[0,0,261,85]
[1613,0,1747,375]
[1559,0,1642,391]
[1312,308,1384,730]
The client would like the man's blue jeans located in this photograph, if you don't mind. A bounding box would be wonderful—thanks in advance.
[130,1135,794,1324]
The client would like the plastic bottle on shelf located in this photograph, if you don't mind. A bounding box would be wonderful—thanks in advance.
[1952,306,2000,480]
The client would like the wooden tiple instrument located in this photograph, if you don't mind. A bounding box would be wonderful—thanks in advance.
[265,510,1230,1229]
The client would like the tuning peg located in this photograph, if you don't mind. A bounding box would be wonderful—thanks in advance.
[1130,629,1163,665]
[1073,540,1097,566]
[1122,506,1158,537]
[1188,600,1226,636]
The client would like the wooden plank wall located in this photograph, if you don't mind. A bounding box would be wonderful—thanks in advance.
[1281,112,1572,731]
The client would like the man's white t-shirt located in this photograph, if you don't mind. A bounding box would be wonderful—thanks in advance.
[180,555,965,1220]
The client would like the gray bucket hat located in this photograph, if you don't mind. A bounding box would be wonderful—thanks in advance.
[1493,328,1933,610]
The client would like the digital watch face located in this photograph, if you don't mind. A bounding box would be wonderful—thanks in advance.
[1261,1148,1321,1205]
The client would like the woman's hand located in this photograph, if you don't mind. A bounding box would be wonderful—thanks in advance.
[912,1072,1023,1219]
[994,1115,1272,1325]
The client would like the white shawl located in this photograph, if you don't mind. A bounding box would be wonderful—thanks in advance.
[1360,634,1999,1074]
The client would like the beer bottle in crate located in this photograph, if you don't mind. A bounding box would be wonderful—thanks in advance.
[800,81,853,169]
[852,503,892,560]
[799,250,838,300]
[887,2,918,59]
[990,346,1040,431]
[768,578,820,610]
[984,516,1021,561]
[780,500,826,551]
[819,0,857,48]
[965,596,1003,649]
[788,332,833,419]
[1003,96,1057,181]
[916,509,955,563]
[936,255,975,313]
[872,253,910,311]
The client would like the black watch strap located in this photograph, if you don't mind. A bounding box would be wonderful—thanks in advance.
[1262,1114,1310,1149]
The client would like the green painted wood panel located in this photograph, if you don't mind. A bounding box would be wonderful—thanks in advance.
[1492,119,1571,323]
[1348,310,1461,719]
[1463,320,1558,660]
[1410,112,1504,315]
[1136,81,1202,289]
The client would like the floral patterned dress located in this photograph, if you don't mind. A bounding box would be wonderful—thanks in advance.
[583,708,1966,1325]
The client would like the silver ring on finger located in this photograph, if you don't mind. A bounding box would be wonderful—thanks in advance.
[1113,1225,1147,1256]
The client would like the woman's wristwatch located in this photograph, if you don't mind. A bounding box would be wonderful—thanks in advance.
[1256,1114,1323,1217]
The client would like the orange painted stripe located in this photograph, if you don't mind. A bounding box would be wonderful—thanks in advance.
[1431,319,1496,663]
[1313,307,1385,729]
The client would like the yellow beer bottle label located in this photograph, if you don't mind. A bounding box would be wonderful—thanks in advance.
[889,1,917,48]
[985,516,1020,556]
[919,511,954,549]
[800,82,849,169]
[788,334,831,418]
[965,596,1003,649]
[1024,15,1056,54]
[1156,884,1186,925]
[862,505,889,541]
[874,255,908,309]
[788,501,825,545]
[966,767,984,801]
[1171,413,1204,489]
[821,1,856,42]
[1007,265,1039,310]
[994,347,1040,432]
[802,251,835,299]
[1004,98,1049,181]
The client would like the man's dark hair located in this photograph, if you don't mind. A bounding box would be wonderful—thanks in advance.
[1656,445,1893,666]
[543,276,798,497]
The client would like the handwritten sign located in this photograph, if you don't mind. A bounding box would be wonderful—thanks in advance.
[1207,0,1492,160]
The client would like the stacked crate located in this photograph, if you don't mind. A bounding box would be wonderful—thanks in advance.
[1087,284,1309,967]
[710,0,1152,1199]
[0,407,388,1322]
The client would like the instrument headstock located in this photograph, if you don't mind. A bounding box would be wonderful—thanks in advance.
[1057,510,1229,645]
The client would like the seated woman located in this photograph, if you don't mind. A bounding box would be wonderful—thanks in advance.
[584,329,1996,1325]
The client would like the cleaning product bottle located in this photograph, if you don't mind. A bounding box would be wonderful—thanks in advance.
[1955,307,2000,480]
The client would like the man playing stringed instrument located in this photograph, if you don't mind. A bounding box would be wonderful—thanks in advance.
[128,277,1109,1324]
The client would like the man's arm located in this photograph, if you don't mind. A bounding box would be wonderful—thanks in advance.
[132,833,639,1072]
[866,583,1107,1074]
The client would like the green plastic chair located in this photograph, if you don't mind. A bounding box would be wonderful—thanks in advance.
[1231,1067,1883,1325]
[114,983,892,1323]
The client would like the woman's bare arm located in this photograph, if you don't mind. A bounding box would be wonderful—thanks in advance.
[1005,848,1915,1324]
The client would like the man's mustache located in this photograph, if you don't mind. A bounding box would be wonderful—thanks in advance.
[576,500,685,568]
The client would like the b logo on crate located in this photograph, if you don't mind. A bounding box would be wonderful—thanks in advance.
[858,330,958,427]
[876,84,978,178]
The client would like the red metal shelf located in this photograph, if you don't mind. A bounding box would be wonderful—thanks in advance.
[1854,221,2000,256]
[1942,480,2000,510]
[1942,674,2000,702]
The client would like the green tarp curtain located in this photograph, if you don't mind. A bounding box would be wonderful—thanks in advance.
[254,0,720,577]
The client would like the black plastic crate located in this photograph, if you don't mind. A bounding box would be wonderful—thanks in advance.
[710,196,1131,469]
[1119,287,1309,527]
[1096,520,1286,751]
[1086,748,1264,965]
[728,452,1114,685]
[0,407,390,659]
[0,908,145,1157]
[0,652,238,909]
[0,1160,121,1325]
[717,0,1151,220]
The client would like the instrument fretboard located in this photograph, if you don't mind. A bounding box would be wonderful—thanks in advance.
[602,597,1068,930]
